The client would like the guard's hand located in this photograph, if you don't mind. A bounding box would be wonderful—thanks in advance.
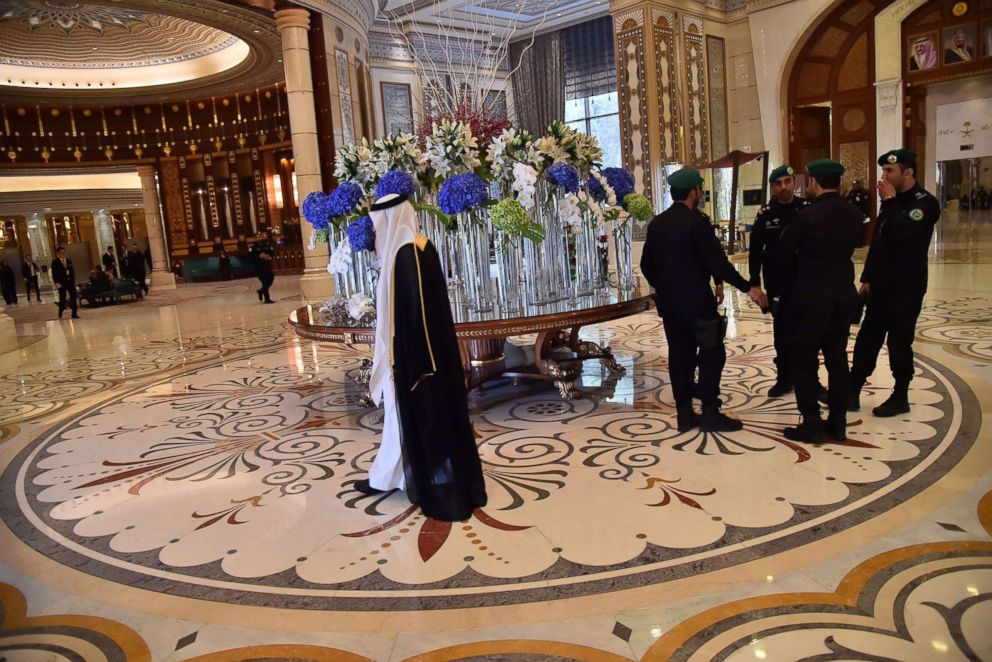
[859,282,870,296]
[748,287,768,309]
[877,179,896,200]
[714,284,725,305]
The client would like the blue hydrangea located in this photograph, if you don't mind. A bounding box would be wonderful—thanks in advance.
[302,191,329,231]
[547,162,579,193]
[375,170,416,200]
[326,181,364,219]
[602,168,635,201]
[346,216,375,252]
[437,173,490,215]
[587,176,606,201]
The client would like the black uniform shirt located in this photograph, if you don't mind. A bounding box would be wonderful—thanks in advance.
[748,196,809,294]
[861,183,940,296]
[640,202,750,319]
[778,192,863,301]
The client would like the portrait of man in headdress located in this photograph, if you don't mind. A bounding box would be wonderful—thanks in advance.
[944,25,976,65]
[908,34,938,71]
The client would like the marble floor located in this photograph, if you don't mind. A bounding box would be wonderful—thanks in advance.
[1,211,990,661]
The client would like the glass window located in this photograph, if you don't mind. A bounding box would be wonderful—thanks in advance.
[565,93,621,169]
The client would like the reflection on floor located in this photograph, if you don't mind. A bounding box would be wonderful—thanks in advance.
[1,222,990,661]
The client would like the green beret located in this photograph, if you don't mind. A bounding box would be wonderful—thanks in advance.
[806,158,845,177]
[877,149,916,167]
[768,164,795,183]
[668,167,704,189]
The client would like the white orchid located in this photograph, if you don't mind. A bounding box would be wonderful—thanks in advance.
[327,238,352,275]
[346,293,375,321]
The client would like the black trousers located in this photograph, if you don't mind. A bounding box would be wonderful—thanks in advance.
[851,291,924,389]
[258,279,273,302]
[57,285,78,315]
[662,310,725,410]
[770,298,791,384]
[789,296,854,421]
[24,276,41,301]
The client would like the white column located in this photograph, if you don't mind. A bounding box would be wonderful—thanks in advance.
[275,7,333,302]
[136,165,177,289]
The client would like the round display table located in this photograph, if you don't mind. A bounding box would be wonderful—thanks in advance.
[290,287,654,400]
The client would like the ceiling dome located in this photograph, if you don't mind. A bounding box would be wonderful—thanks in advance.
[0,0,283,103]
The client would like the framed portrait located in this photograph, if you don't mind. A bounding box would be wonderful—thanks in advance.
[943,24,977,66]
[380,82,414,135]
[982,21,992,58]
[907,33,939,72]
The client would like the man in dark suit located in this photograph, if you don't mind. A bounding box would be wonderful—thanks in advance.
[102,246,117,277]
[640,167,767,432]
[51,246,79,319]
[778,159,863,442]
[256,250,275,303]
[21,255,42,302]
[127,243,148,295]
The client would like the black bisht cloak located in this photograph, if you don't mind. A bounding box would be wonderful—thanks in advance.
[390,238,488,521]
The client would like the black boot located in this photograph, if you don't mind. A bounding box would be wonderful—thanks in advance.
[768,381,793,398]
[847,377,865,412]
[701,406,743,432]
[676,407,701,432]
[257,288,263,301]
[823,416,846,441]
[873,386,910,417]
[784,417,827,443]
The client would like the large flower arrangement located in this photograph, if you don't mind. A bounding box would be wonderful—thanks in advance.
[416,102,510,155]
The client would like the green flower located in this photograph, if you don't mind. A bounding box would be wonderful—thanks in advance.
[490,198,545,244]
[623,193,654,221]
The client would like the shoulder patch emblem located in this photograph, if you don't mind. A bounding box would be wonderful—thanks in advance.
[909,208,924,221]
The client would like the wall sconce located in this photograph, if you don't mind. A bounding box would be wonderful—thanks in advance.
[273,173,284,209]
[291,172,299,207]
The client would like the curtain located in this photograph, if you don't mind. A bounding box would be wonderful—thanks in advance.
[563,16,616,100]
[510,31,563,135]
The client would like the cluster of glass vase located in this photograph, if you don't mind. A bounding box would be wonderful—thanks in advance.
[344,180,637,317]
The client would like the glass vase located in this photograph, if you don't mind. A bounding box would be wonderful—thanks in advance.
[458,210,494,313]
[495,232,523,312]
[613,219,634,292]
[523,181,559,306]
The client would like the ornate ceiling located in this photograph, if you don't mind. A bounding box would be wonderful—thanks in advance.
[0,0,284,104]
[380,0,610,35]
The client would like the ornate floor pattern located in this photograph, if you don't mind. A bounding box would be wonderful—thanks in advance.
[0,276,989,660]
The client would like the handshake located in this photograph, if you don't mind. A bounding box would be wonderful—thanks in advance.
[748,286,769,310]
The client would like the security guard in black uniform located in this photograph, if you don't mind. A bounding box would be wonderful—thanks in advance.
[641,168,768,433]
[749,164,810,396]
[849,149,940,417]
[779,159,863,443]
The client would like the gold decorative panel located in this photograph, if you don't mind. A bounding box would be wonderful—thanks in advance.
[617,19,653,224]
[706,35,729,159]
[683,17,710,165]
[842,107,867,132]
[654,19,681,162]
[839,0,875,26]
[810,26,851,58]
[839,140,870,191]
[795,62,832,99]
[837,33,869,91]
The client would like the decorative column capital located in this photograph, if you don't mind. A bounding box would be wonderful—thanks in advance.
[136,165,156,179]
[275,7,311,32]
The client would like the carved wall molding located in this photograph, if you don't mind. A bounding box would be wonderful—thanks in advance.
[0,188,142,216]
